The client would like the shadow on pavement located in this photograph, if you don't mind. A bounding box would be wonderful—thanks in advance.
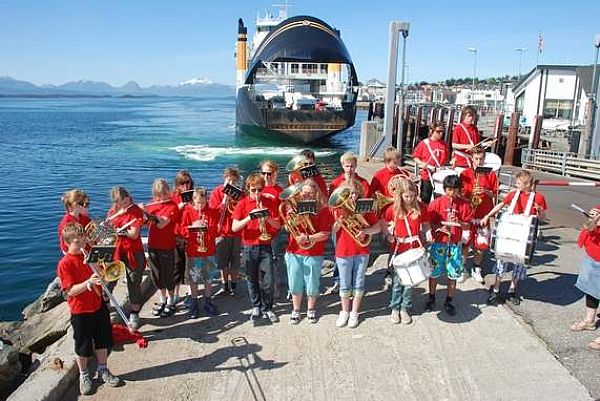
[521,271,583,307]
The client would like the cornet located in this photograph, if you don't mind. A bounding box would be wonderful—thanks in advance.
[256,199,272,242]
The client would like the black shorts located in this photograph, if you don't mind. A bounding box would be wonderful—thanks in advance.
[173,237,186,285]
[420,180,433,204]
[148,248,175,290]
[71,305,112,357]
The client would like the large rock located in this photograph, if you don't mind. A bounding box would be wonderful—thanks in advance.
[0,342,22,398]
[22,277,65,319]
[1,303,70,354]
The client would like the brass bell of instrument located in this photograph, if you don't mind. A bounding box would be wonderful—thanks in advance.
[328,186,371,247]
[99,260,126,282]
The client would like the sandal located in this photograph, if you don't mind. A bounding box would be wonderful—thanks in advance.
[152,302,165,316]
[160,304,174,317]
[587,338,600,350]
[570,320,596,332]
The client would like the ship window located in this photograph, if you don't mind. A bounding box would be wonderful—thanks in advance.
[291,64,299,73]
[302,64,318,74]
[320,64,328,73]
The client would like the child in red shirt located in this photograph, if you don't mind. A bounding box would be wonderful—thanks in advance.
[459,147,499,284]
[57,223,122,395]
[232,173,281,324]
[481,169,547,305]
[180,188,220,319]
[412,122,450,203]
[572,205,600,350]
[142,178,180,318]
[426,175,473,315]
[171,169,194,305]
[107,186,145,330]
[58,189,91,254]
[381,179,430,324]
[209,167,244,295]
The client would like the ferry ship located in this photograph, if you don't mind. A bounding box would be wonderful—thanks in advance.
[235,10,359,144]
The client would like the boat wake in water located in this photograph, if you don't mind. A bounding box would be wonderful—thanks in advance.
[172,145,336,162]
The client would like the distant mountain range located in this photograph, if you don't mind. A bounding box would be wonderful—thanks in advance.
[0,77,234,97]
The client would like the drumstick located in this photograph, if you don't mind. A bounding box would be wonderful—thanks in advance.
[474,138,498,149]
[441,221,462,227]
[571,204,593,218]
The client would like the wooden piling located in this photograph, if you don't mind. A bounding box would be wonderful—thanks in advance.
[531,115,543,149]
[493,113,504,155]
[504,112,521,166]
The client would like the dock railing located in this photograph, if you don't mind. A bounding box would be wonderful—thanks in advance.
[521,148,600,180]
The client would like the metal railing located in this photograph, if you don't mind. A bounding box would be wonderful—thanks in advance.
[521,148,600,180]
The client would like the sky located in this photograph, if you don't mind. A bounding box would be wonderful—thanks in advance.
[1,0,599,87]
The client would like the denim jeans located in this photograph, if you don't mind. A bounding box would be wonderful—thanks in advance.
[242,245,274,312]
[272,230,289,293]
[390,273,413,311]
[336,255,369,298]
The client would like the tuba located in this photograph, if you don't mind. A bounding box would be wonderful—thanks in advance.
[286,155,312,185]
[279,184,317,250]
[328,186,372,247]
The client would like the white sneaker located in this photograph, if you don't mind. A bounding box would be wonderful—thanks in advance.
[336,311,349,327]
[472,268,484,284]
[348,312,359,328]
[250,307,261,322]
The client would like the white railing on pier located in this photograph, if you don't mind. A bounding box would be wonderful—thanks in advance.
[522,149,600,180]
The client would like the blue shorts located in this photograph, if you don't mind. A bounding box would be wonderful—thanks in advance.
[336,255,369,298]
[284,253,323,297]
[186,256,216,284]
[493,260,527,281]
[429,243,463,280]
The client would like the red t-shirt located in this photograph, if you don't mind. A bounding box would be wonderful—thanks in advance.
[334,211,378,257]
[263,185,284,207]
[58,213,91,254]
[146,200,180,250]
[285,207,333,256]
[428,195,473,243]
[171,191,192,239]
[232,195,279,246]
[57,253,102,314]
[329,174,371,197]
[412,139,450,181]
[108,204,145,269]
[208,185,244,238]
[501,190,548,216]
[313,175,329,198]
[452,123,481,167]
[460,168,499,218]
[180,206,219,257]
[369,166,413,197]
[578,204,600,261]
[384,203,429,253]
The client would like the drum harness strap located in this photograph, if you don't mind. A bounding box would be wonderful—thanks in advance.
[454,124,475,168]
[389,214,423,269]
[508,190,535,216]
[424,139,442,182]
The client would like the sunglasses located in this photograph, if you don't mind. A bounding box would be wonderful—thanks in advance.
[77,202,90,207]
[249,187,264,193]
[260,172,273,177]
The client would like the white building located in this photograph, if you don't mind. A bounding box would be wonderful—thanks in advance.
[454,87,503,109]
[511,65,599,132]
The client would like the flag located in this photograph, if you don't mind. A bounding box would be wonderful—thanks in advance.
[538,31,544,54]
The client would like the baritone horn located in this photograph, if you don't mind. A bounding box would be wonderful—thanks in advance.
[328,186,371,247]
[374,173,406,212]
[279,184,316,250]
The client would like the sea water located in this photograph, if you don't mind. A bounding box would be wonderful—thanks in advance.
[0,96,364,321]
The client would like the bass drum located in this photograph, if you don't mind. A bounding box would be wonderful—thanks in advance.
[484,152,502,172]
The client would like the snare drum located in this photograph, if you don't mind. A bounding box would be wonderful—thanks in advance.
[391,247,431,287]
[491,212,539,265]
[484,152,502,172]
[431,169,459,198]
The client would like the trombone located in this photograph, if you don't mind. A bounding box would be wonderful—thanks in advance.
[80,248,134,332]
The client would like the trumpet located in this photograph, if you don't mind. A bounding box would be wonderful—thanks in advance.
[328,186,371,247]
[80,248,133,331]
[374,174,406,212]
[279,184,317,250]
[256,199,272,242]
[471,172,483,209]
[189,218,208,252]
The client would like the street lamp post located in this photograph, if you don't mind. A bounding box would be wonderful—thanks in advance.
[468,47,477,103]
[396,27,410,152]
[589,35,600,157]
[515,47,527,80]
